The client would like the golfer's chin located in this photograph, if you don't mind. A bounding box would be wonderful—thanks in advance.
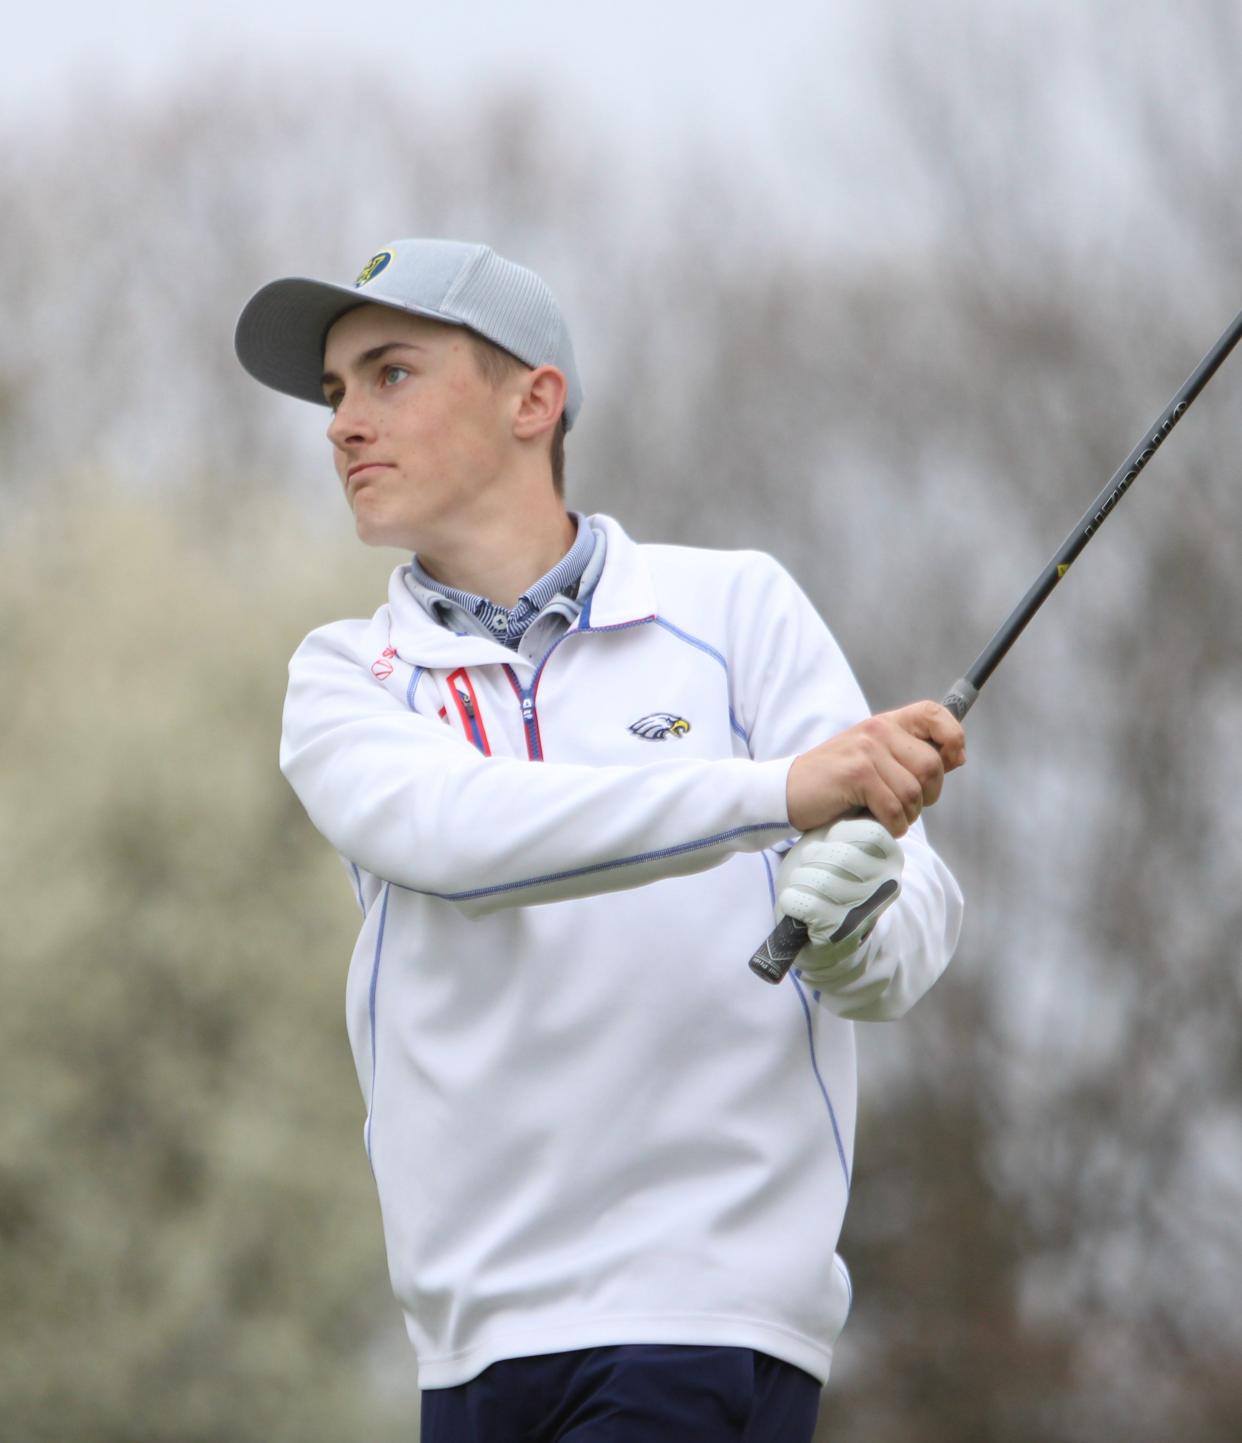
[350,496,418,553]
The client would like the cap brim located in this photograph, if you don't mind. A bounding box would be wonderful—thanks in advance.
[234,278,452,406]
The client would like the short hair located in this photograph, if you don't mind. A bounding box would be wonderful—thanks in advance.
[468,333,567,498]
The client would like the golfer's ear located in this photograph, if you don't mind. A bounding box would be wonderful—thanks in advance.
[513,366,566,442]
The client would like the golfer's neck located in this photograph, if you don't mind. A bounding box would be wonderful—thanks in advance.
[416,494,577,609]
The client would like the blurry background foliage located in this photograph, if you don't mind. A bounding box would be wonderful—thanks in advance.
[3,2,1242,1439]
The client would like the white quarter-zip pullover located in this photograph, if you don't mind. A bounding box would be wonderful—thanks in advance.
[280,513,963,1388]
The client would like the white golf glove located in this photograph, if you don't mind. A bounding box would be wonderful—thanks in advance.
[775,816,904,987]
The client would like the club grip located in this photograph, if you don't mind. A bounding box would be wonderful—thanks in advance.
[748,914,811,984]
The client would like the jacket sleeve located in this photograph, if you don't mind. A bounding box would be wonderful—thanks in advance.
[728,553,964,1020]
[280,622,794,915]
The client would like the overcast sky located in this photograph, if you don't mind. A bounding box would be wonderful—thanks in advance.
[5,0,906,247]
[18,0,1163,270]
[7,0,866,145]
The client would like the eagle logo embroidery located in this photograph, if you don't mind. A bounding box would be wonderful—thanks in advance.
[629,712,691,740]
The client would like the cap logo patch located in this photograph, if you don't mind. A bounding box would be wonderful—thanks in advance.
[355,250,392,286]
[629,712,691,740]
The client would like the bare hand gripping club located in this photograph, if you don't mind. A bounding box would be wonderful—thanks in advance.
[749,304,1242,986]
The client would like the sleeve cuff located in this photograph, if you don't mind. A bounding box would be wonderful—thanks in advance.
[750,755,796,834]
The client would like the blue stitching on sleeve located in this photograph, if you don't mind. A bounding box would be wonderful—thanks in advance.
[419,821,790,902]
[791,972,852,1190]
[364,882,391,1170]
[349,861,366,917]
[653,617,748,743]
[654,615,729,669]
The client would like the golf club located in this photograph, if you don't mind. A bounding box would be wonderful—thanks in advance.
[750,303,1242,985]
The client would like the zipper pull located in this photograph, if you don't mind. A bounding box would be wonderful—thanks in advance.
[520,694,534,723]
[456,688,475,720]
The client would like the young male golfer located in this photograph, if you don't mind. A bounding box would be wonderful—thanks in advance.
[235,239,965,1442]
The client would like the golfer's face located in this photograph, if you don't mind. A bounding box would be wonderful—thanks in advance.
[321,305,513,551]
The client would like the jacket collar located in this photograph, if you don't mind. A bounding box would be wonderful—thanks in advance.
[384,512,657,669]
[576,513,658,630]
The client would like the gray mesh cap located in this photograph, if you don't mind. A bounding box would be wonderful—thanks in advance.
[234,239,583,429]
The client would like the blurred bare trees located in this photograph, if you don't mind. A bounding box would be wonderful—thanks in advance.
[2,3,1241,1439]
[0,499,409,1441]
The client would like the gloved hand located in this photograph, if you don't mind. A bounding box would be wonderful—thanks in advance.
[775,816,904,985]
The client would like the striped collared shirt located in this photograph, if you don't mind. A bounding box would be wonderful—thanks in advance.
[409,513,603,654]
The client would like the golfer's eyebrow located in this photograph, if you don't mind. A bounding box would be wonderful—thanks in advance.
[321,341,426,391]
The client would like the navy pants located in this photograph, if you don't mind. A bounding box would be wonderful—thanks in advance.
[420,1344,822,1442]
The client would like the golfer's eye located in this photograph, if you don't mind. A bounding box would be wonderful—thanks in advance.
[382,365,410,387]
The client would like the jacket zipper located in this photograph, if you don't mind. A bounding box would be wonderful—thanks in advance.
[504,667,542,760]
[500,616,656,761]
